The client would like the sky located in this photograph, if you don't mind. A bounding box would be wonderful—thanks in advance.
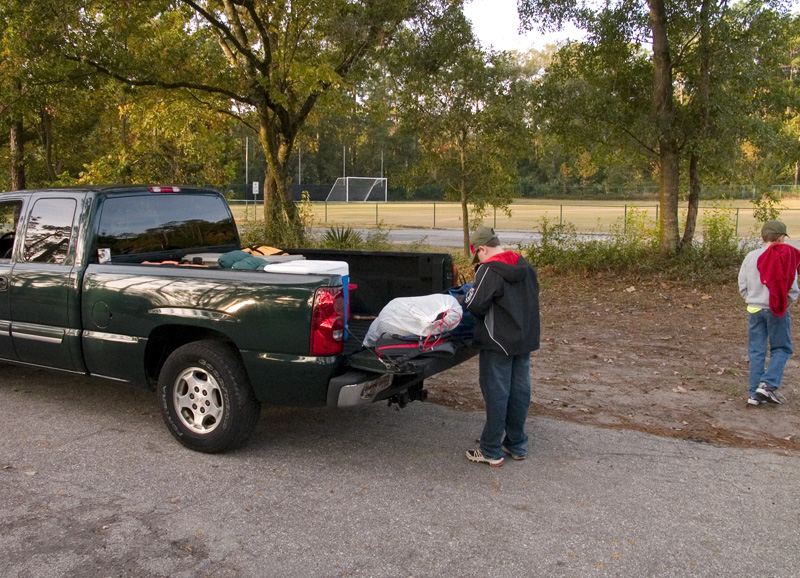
[464,0,800,51]
[462,0,583,52]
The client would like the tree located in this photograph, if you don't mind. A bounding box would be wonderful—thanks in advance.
[0,0,116,189]
[71,86,240,187]
[393,4,531,255]
[520,0,798,255]
[64,0,424,243]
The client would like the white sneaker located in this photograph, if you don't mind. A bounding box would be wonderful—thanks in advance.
[466,449,504,467]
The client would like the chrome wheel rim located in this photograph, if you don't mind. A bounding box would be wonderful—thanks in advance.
[172,367,224,434]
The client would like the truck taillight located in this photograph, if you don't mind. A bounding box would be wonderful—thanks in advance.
[149,186,181,193]
[310,286,345,356]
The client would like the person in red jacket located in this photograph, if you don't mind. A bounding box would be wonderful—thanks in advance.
[463,227,540,466]
[738,220,800,406]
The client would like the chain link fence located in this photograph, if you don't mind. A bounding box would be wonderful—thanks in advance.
[227,199,800,239]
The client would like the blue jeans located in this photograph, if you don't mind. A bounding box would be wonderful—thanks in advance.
[748,309,793,397]
[478,350,531,459]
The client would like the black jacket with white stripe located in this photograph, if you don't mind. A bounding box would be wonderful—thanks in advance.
[464,252,540,356]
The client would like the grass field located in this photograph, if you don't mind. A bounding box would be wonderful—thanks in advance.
[231,198,800,237]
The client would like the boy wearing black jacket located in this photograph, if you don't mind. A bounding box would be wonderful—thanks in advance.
[464,227,540,466]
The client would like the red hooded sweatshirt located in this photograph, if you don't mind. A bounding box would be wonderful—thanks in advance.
[757,242,800,317]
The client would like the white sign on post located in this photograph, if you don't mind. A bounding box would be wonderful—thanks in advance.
[252,181,259,197]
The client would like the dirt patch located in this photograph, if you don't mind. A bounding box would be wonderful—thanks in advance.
[426,271,800,454]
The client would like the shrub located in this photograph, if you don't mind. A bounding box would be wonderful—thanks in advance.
[751,189,784,224]
[238,192,315,249]
[321,226,364,250]
[521,206,745,283]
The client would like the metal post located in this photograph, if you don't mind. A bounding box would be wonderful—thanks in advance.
[375,202,379,226]
[433,203,436,228]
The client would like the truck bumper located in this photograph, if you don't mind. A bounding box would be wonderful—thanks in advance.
[330,343,479,408]
[327,370,396,407]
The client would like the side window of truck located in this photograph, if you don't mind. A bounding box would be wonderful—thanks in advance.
[0,200,22,260]
[23,198,77,264]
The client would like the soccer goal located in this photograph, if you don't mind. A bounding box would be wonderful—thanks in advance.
[325,177,388,202]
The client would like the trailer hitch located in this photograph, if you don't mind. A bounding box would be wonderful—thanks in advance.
[387,385,428,409]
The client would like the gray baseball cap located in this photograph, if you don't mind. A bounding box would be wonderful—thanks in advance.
[762,220,789,237]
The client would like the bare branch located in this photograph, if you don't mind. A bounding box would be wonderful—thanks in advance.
[212,27,238,67]
[184,90,258,132]
[64,53,254,105]
[180,0,264,74]
[243,1,272,69]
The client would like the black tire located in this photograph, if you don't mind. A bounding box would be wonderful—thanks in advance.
[158,341,261,453]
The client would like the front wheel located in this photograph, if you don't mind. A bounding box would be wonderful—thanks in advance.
[158,341,261,453]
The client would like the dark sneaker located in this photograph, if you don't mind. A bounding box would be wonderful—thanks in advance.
[502,446,527,460]
[756,383,783,404]
[466,449,504,467]
[747,397,761,406]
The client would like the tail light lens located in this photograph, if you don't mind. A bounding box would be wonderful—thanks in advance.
[310,286,345,356]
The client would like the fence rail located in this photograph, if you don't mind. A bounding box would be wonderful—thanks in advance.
[223,183,800,202]
[230,200,800,238]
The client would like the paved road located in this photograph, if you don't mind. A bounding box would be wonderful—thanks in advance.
[2,366,799,577]
[341,227,543,248]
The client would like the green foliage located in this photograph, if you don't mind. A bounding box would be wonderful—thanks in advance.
[322,226,364,250]
[751,190,784,223]
[697,201,742,266]
[522,207,745,282]
[363,223,393,251]
[238,192,316,248]
[391,4,531,254]
[316,222,393,251]
[55,0,423,238]
[521,0,800,253]
[237,219,302,249]
[74,91,239,186]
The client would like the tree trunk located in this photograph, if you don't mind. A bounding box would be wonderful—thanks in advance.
[459,136,470,256]
[257,104,302,244]
[682,0,711,248]
[649,0,680,255]
[683,152,700,246]
[40,107,58,182]
[10,120,26,191]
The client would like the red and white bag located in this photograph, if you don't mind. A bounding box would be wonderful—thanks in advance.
[363,294,462,347]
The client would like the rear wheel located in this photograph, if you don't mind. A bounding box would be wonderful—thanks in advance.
[158,341,260,453]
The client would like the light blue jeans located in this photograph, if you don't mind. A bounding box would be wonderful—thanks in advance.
[478,350,531,460]
[748,309,793,398]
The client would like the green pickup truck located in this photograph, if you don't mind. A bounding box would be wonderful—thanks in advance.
[0,186,475,453]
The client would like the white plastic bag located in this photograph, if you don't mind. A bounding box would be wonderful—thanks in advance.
[363,294,462,347]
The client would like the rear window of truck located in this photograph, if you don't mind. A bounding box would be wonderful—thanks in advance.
[95,193,239,257]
